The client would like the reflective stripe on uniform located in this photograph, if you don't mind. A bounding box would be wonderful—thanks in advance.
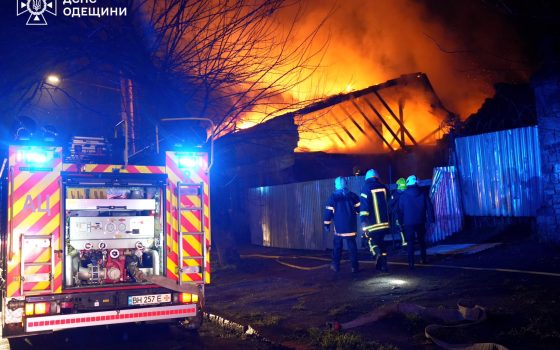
[334,232,357,237]
[324,220,332,225]
[371,189,382,224]
[354,202,360,208]
[363,222,389,231]
[359,211,369,216]
[360,193,368,198]
[368,241,379,256]
[326,206,335,212]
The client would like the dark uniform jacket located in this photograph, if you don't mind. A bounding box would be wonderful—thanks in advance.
[359,178,390,232]
[397,185,435,226]
[388,189,404,221]
[323,189,361,236]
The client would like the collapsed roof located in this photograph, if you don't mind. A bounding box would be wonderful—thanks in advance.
[292,72,457,153]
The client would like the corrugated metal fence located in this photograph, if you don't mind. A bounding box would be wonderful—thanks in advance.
[248,176,452,250]
[455,126,543,216]
[249,126,544,249]
[248,177,364,250]
[427,166,463,243]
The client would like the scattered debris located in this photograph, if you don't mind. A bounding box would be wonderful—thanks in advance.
[204,312,277,345]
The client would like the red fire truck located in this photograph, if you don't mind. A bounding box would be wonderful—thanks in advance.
[1,121,212,338]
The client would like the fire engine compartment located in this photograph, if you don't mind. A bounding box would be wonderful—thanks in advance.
[63,174,166,289]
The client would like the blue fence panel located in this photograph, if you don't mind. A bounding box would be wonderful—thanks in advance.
[427,166,463,243]
[455,126,543,217]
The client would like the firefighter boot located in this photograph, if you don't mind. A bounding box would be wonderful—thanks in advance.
[376,253,389,272]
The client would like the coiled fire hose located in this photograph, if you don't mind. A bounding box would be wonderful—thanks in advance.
[332,300,508,350]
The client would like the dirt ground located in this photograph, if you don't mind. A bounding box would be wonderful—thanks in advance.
[205,230,560,350]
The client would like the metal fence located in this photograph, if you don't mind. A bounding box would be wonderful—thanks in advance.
[427,166,463,243]
[455,126,543,216]
[249,176,441,250]
[248,177,364,250]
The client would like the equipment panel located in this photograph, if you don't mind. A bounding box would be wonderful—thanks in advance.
[68,216,155,250]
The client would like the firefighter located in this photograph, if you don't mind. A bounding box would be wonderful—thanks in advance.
[398,175,435,269]
[359,169,390,272]
[388,178,407,247]
[323,177,361,273]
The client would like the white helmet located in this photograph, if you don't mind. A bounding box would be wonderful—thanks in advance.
[335,177,346,190]
[365,169,378,180]
[406,175,418,186]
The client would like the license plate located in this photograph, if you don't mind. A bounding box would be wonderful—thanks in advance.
[127,293,172,306]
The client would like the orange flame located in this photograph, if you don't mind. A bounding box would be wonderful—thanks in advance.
[236,0,527,153]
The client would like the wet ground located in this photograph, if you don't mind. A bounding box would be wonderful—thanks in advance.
[3,233,560,350]
[205,236,560,350]
[6,320,280,350]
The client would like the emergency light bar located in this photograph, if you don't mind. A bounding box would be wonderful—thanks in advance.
[16,150,53,164]
[177,154,203,169]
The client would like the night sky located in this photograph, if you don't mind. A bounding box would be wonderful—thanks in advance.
[0,0,558,146]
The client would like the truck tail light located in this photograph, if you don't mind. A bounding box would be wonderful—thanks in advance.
[60,301,74,309]
[34,302,49,315]
[179,293,199,304]
[25,302,51,316]
[25,303,34,316]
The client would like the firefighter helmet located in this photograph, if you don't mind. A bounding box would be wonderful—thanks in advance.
[396,177,407,191]
[335,177,346,190]
[365,169,378,180]
[406,175,418,186]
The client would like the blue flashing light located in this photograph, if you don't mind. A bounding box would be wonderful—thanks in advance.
[177,154,201,169]
[17,150,53,164]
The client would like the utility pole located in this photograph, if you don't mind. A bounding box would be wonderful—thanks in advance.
[120,75,136,158]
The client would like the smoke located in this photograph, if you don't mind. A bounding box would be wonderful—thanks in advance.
[275,0,529,119]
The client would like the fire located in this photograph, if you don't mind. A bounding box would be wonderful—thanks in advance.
[294,74,449,153]
[233,0,525,153]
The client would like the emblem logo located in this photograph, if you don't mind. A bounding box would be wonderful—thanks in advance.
[17,0,57,26]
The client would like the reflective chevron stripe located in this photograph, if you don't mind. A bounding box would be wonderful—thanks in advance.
[62,164,165,173]
[166,152,211,284]
[6,146,63,297]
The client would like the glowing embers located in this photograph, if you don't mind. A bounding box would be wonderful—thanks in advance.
[25,302,51,316]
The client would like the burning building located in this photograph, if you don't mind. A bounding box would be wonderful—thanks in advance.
[214,72,457,244]
[216,72,455,187]
[293,72,456,154]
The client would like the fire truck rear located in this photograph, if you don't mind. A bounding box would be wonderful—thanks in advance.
[0,133,211,338]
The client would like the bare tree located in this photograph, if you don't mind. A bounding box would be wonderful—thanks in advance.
[140,0,328,136]
[1,0,328,142]
[1,0,330,267]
